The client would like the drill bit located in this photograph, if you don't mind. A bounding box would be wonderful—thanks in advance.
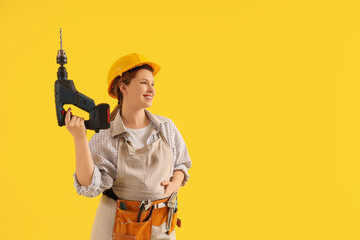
[57,28,67,65]
[60,28,63,50]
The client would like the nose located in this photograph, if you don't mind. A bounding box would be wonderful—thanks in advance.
[148,84,155,93]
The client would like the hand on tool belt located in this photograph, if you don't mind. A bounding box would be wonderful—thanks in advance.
[161,180,181,195]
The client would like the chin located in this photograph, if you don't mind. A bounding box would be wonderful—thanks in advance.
[142,102,152,108]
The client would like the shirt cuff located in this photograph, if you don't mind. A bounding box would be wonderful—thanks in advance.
[173,164,190,187]
[73,165,101,197]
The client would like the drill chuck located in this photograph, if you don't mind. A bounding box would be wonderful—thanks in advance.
[57,49,68,80]
[57,49,67,65]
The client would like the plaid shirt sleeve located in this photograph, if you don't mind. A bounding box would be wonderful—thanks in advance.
[73,129,118,198]
[168,119,192,187]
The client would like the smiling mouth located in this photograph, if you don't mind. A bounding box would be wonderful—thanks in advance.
[144,95,153,100]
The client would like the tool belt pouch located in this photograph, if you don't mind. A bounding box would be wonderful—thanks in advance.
[112,205,152,240]
[167,210,178,234]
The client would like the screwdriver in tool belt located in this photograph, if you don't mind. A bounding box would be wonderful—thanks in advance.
[143,205,154,222]
[120,201,126,210]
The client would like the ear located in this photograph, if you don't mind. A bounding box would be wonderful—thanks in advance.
[119,82,127,95]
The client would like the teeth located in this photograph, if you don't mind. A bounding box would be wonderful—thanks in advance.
[144,96,152,99]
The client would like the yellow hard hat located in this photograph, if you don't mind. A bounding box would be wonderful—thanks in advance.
[107,53,161,99]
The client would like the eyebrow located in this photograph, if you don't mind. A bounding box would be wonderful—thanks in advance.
[139,79,155,83]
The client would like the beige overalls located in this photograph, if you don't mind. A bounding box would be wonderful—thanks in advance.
[90,121,176,240]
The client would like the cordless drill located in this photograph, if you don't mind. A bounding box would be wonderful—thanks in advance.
[54,28,110,133]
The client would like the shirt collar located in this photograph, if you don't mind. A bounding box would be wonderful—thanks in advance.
[110,108,164,138]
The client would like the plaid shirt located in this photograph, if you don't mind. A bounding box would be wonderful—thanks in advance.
[73,108,192,198]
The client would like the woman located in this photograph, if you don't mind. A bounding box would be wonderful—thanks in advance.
[65,53,192,240]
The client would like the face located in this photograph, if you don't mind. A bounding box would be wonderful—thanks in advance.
[120,69,155,109]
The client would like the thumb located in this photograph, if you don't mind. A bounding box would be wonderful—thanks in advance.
[65,107,71,125]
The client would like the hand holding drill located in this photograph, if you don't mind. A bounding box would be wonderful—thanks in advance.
[65,107,87,140]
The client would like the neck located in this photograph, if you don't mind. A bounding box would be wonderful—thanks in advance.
[120,104,150,129]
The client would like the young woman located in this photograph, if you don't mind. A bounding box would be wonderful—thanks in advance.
[65,53,192,240]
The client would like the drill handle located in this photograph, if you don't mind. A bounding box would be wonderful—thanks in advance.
[61,104,110,133]
[84,103,110,133]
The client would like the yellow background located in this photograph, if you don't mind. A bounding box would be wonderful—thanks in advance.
[0,0,359,239]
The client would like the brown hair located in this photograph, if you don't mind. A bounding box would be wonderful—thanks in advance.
[109,64,155,121]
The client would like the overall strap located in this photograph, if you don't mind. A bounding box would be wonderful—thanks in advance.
[120,132,137,156]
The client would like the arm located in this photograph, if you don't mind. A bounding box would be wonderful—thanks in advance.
[162,170,185,195]
[74,136,94,186]
[65,108,96,188]
[170,120,192,187]
[170,170,185,187]
[65,108,117,198]
[73,130,118,198]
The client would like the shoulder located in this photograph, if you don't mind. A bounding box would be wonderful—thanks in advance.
[146,108,175,129]
[89,128,112,142]
[88,128,117,152]
[152,114,174,126]
[151,114,184,148]
[151,114,177,133]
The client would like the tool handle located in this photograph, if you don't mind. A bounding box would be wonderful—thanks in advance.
[60,104,110,133]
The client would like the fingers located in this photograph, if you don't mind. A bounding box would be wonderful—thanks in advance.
[164,185,168,195]
[64,107,86,138]
[75,115,81,125]
[65,107,71,125]
[69,114,77,126]
[65,107,85,127]
[80,118,86,134]
[161,180,170,185]
[80,117,84,125]
[72,116,84,127]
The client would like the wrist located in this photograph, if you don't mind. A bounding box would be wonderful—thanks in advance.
[73,135,87,143]
[171,177,183,188]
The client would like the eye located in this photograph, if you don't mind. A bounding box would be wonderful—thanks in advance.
[141,82,155,86]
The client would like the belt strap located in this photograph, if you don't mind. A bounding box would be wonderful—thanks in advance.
[103,188,118,201]
[103,188,168,210]
[154,202,167,209]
